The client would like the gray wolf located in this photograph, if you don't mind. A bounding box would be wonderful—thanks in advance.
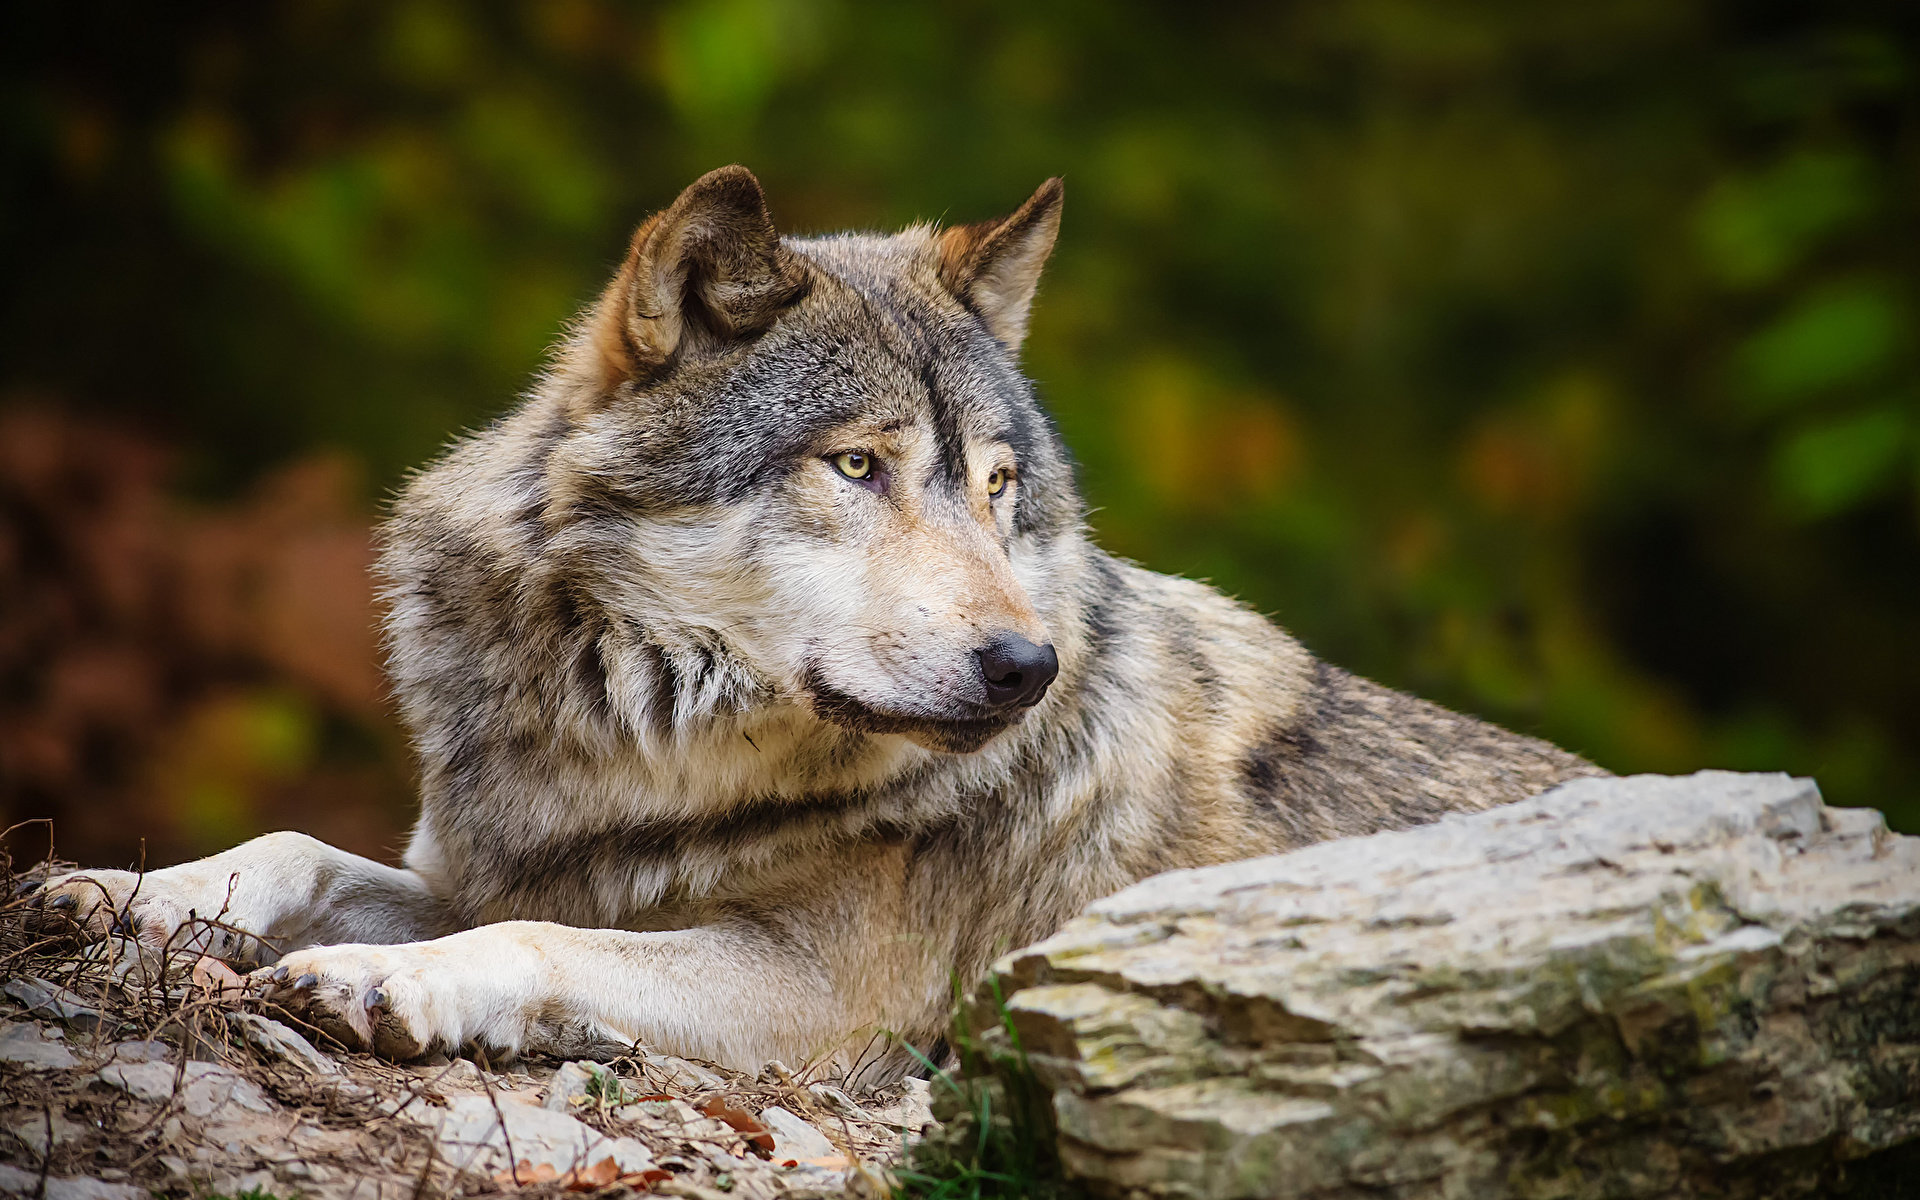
[37,167,1602,1076]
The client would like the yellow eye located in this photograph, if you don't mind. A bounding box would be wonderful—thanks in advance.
[833,451,873,480]
[987,467,1011,496]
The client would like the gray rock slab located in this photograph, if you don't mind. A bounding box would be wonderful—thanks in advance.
[987,771,1920,1200]
[398,1091,654,1176]
[544,1058,619,1111]
[0,1164,150,1200]
[95,1060,275,1119]
[228,1010,338,1075]
[102,1038,170,1062]
[865,1076,936,1134]
[642,1052,727,1092]
[3,977,102,1027]
[3,1108,92,1157]
[0,1021,76,1069]
[759,1103,837,1161]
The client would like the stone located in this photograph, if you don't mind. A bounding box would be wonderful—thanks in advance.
[0,1164,150,1200]
[808,1082,872,1120]
[95,1060,275,1119]
[3,977,102,1028]
[983,771,1920,1199]
[758,1104,837,1161]
[228,1010,339,1075]
[398,1091,655,1176]
[544,1058,621,1110]
[3,1108,92,1157]
[103,1039,170,1062]
[0,1020,76,1069]
[643,1052,727,1092]
[868,1076,936,1135]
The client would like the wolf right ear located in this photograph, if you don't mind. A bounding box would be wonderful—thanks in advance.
[938,178,1064,355]
[583,165,809,401]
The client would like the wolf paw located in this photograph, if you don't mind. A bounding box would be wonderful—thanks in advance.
[251,942,500,1061]
[25,869,231,955]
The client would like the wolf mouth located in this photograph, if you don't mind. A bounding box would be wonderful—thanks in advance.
[805,674,1017,754]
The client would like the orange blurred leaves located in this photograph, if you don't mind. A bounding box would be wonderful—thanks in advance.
[0,407,409,867]
[1123,355,1304,510]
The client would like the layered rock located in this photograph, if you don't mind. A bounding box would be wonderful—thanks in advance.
[987,771,1920,1199]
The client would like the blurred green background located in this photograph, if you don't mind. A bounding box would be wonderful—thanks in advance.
[4,0,1917,867]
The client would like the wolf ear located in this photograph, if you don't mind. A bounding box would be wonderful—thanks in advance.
[938,177,1064,354]
[585,165,809,397]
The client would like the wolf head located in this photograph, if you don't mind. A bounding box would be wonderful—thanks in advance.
[524,166,1083,755]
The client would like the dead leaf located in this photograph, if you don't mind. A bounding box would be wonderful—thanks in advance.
[564,1157,622,1190]
[802,1155,854,1169]
[494,1160,560,1187]
[191,955,244,998]
[699,1096,776,1156]
[492,1156,634,1191]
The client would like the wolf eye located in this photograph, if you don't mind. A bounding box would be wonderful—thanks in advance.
[987,467,1012,496]
[832,451,874,480]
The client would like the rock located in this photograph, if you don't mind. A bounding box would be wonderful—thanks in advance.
[0,1164,150,1200]
[545,1058,634,1110]
[808,1082,872,1120]
[0,1021,76,1069]
[984,771,1920,1199]
[758,1104,837,1161]
[398,1091,654,1176]
[3,976,102,1028]
[642,1052,727,1092]
[103,1038,170,1062]
[95,1060,275,1119]
[4,1108,92,1157]
[228,1011,338,1075]
[866,1077,936,1135]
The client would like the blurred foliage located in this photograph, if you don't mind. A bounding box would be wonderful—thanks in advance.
[2,0,1917,859]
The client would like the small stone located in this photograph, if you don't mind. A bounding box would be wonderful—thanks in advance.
[228,1011,338,1075]
[867,1077,936,1134]
[2,977,102,1028]
[105,1039,171,1063]
[95,1061,274,1118]
[0,1164,151,1200]
[399,1092,654,1175]
[543,1059,599,1110]
[808,1082,871,1120]
[757,1104,836,1161]
[4,1108,91,1156]
[0,1021,76,1069]
[644,1052,726,1091]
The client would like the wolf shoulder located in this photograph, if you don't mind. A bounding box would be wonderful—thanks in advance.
[1084,556,1606,856]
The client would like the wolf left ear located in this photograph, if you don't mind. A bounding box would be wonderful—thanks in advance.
[584,165,809,400]
[938,178,1064,354]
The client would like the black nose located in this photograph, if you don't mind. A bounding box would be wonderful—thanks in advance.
[975,635,1060,709]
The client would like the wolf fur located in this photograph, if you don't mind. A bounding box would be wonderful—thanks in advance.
[40,167,1603,1076]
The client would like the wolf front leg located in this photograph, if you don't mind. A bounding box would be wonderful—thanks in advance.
[252,917,911,1070]
[32,831,451,963]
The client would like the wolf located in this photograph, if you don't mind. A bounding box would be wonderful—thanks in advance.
[37,166,1603,1076]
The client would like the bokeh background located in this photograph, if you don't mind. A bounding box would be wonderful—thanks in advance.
[5,0,1917,871]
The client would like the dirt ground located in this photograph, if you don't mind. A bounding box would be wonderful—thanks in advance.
[0,860,935,1200]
